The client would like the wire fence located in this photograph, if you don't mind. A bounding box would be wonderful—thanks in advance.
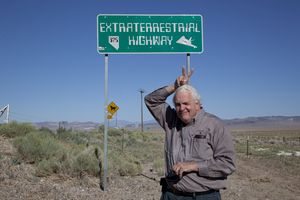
[233,132,300,157]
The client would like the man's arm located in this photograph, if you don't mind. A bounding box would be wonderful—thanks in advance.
[144,67,194,128]
[197,124,236,178]
[144,86,174,129]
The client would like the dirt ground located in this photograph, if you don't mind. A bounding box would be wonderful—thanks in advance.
[0,135,299,200]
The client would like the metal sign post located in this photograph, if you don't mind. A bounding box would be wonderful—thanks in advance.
[103,54,109,191]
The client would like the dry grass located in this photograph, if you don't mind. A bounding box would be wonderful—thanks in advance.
[1,123,300,199]
[233,129,300,179]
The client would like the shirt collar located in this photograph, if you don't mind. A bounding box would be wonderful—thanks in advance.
[182,109,205,126]
[194,109,205,123]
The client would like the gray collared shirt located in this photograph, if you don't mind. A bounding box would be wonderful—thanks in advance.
[145,86,236,192]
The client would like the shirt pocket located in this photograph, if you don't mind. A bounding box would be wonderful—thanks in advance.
[191,133,213,161]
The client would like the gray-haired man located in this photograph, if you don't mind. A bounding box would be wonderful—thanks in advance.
[145,68,235,200]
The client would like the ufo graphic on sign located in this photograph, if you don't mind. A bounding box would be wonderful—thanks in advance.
[176,36,197,48]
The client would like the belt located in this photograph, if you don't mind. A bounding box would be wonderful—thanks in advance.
[167,188,218,197]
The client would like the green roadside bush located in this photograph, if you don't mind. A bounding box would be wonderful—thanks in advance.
[38,127,54,134]
[108,128,123,136]
[56,130,90,145]
[35,146,100,177]
[13,131,65,163]
[13,130,100,177]
[8,121,164,179]
[36,158,62,176]
[0,121,36,138]
[153,159,164,176]
[70,147,99,177]
[110,152,142,176]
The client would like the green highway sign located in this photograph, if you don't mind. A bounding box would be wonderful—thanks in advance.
[97,14,203,54]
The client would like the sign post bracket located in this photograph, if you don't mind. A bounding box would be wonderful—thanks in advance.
[186,53,191,78]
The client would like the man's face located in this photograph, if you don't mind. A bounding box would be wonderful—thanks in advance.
[174,91,200,124]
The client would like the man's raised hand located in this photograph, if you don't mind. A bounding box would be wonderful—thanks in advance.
[175,66,194,88]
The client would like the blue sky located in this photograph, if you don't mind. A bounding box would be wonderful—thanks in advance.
[1,0,299,123]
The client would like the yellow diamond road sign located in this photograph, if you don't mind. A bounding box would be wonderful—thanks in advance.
[107,101,119,115]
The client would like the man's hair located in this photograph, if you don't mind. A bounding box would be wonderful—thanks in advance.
[173,84,201,105]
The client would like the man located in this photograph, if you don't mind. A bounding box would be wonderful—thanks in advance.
[144,68,235,200]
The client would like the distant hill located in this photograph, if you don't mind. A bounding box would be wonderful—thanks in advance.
[35,121,100,131]
[224,116,300,130]
[34,116,300,132]
[34,120,143,131]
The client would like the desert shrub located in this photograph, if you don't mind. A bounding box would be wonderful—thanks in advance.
[127,131,144,143]
[108,128,122,136]
[110,130,164,165]
[110,152,142,176]
[0,121,36,138]
[11,126,166,178]
[153,158,164,176]
[69,147,99,177]
[89,129,102,140]
[56,130,89,145]
[13,131,65,163]
[12,128,101,177]
[36,158,62,176]
[98,125,104,133]
[151,134,163,142]
[38,127,54,134]
[56,129,73,140]
[118,161,140,176]
[35,145,100,177]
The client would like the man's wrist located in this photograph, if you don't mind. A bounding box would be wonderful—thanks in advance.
[166,84,176,94]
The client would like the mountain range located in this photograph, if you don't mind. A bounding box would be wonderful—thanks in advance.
[34,116,300,131]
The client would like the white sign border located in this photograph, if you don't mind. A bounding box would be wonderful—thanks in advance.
[96,14,204,54]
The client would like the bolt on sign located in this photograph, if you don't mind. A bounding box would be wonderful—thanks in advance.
[97,14,203,54]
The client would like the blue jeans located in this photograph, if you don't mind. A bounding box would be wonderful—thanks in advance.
[160,190,221,200]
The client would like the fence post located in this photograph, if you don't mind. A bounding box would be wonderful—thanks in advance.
[121,128,125,152]
[246,136,249,158]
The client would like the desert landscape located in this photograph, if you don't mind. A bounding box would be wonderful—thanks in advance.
[0,121,300,200]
